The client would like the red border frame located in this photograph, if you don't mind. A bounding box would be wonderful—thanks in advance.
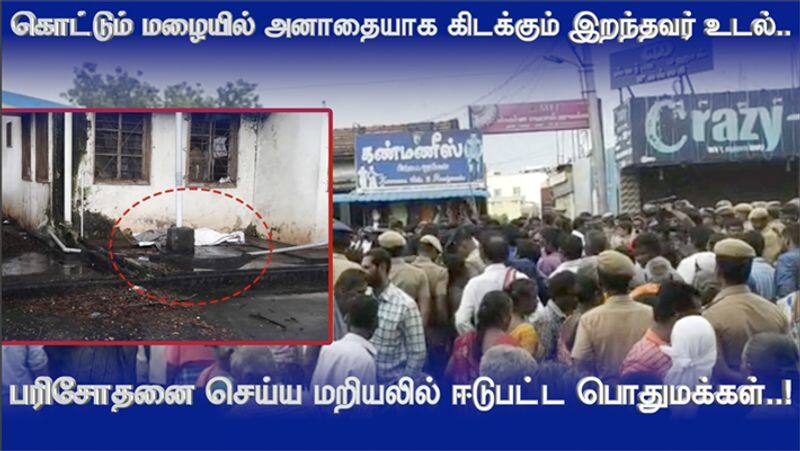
[1,107,335,347]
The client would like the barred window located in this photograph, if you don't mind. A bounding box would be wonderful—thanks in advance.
[21,115,31,181]
[187,113,238,185]
[94,113,150,182]
[4,122,11,148]
[35,113,49,182]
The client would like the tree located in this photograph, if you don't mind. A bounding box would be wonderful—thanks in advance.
[216,79,261,108]
[62,63,262,108]
[162,82,216,108]
[63,63,161,107]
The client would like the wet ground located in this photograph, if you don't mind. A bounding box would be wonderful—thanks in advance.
[2,286,328,341]
[105,235,328,274]
[2,225,105,283]
[2,223,330,342]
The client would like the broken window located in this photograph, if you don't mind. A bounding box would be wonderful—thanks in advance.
[21,115,31,181]
[188,113,238,184]
[94,113,150,182]
[4,122,11,148]
[35,113,49,182]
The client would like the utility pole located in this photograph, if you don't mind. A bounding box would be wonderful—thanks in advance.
[580,46,608,213]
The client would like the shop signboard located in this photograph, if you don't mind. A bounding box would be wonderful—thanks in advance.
[354,130,486,192]
[620,88,800,166]
[610,39,713,90]
[468,100,589,134]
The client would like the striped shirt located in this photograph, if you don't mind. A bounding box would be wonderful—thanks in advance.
[619,329,671,381]
[370,283,427,384]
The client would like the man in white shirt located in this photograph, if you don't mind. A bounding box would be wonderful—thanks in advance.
[311,294,379,386]
[455,233,528,334]
[551,234,584,276]
[676,226,717,286]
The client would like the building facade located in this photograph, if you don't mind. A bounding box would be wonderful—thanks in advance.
[2,110,329,245]
[486,169,548,220]
[613,88,800,212]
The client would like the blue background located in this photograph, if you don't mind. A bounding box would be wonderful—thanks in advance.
[4,397,800,449]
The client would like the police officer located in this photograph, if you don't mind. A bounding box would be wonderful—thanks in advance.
[702,238,788,383]
[378,230,431,326]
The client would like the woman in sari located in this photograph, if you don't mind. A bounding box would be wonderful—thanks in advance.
[445,290,519,384]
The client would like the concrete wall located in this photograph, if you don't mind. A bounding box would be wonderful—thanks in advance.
[1,114,51,230]
[572,156,593,216]
[75,112,328,245]
[486,170,548,219]
[77,113,259,235]
[253,112,328,244]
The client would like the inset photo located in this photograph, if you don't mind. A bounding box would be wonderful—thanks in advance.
[2,109,332,343]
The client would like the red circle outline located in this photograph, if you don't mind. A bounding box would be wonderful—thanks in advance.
[107,187,273,307]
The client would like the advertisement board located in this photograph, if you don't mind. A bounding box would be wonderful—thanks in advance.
[610,39,714,90]
[616,88,800,166]
[354,130,486,192]
[468,100,589,134]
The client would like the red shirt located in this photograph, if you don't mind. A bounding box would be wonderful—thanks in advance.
[619,329,672,381]
[445,331,519,384]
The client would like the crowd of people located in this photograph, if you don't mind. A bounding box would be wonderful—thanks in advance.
[3,197,800,417]
[325,197,800,410]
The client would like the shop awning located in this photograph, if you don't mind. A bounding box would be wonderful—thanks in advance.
[333,188,489,203]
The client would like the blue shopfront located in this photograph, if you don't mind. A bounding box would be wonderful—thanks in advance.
[334,129,489,227]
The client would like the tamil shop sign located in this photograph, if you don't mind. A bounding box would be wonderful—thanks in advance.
[354,130,486,192]
[609,39,714,90]
[615,88,800,167]
[468,100,589,134]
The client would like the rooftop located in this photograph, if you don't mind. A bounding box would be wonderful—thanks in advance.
[333,119,460,158]
[2,91,72,108]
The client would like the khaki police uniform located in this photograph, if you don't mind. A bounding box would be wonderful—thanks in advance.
[702,238,788,373]
[389,257,431,312]
[750,208,782,263]
[571,250,653,383]
[412,256,449,314]
[333,252,363,286]
[702,285,787,371]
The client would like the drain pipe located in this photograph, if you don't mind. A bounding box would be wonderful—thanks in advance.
[48,228,81,253]
[175,112,184,227]
[80,171,85,239]
[247,241,327,256]
[64,113,73,224]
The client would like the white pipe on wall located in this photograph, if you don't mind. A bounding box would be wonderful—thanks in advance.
[48,228,81,253]
[175,112,184,227]
[64,113,73,224]
[316,110,329,244]
[80,171,85,239]
[247,241,327,256]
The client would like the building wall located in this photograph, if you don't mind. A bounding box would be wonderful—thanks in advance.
[487,197,536,220]
[548,166,574,219]
[554,195,575,219]
[252,112,328,244]
[1,113,51,230]
[486,170,548,219]
[76,113,260,236]
[571,156,593,215]
[75,112,327,245]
